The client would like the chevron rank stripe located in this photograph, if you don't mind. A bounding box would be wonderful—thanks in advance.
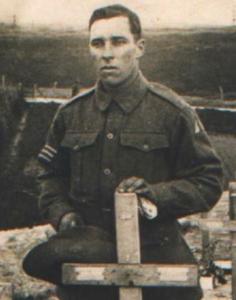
[44,144,58,154]
[38,153,52,163]
[38,144,58,163]
[41,148,55,158]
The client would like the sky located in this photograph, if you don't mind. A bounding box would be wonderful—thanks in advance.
[0,0,235,29]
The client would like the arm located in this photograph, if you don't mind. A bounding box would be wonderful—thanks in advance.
[37,107,75,229]
[152,106,224,219]
[117,107,223,220]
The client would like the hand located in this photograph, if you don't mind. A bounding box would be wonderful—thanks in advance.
[117,176,156,202]
[117,177,158,220]
[58,212,84,232]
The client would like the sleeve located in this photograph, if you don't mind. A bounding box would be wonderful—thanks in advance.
[151,106,224,219]
[37,107,75,229]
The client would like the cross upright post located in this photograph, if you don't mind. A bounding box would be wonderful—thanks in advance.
[115,192,142,300]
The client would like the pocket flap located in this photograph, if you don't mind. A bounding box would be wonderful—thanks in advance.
[61,132,98,150]
[120,133,169,152]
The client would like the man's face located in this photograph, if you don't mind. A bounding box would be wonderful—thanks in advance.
[89,16,144,87]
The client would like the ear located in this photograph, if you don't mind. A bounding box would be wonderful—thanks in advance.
[135,39,145,58]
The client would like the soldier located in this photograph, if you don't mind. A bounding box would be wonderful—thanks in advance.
[30,4,223,300]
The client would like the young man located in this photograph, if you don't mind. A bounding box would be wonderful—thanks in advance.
[37,4,223,300]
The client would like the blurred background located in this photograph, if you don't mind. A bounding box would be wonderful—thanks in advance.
[0,1,235,299]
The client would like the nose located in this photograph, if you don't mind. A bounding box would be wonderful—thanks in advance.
[102,42,114,60]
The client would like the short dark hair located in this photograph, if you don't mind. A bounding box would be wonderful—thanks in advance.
[89,4,142,40]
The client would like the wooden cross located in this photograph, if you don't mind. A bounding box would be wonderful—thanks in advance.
[63,193,198,300]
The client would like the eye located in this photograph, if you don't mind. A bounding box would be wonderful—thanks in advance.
[111,37,128,46]
[90,39,105,48]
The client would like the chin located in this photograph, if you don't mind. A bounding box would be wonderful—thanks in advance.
[102,77,123,87]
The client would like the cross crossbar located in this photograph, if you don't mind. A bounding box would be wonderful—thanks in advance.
[62,263,198,287]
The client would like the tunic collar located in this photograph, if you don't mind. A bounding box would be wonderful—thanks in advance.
[95,71,148,114]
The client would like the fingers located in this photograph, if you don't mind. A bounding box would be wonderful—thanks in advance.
[127,178,145,192]
[117,177,136,192]
[134,187,150,195]
[117,177,145,193]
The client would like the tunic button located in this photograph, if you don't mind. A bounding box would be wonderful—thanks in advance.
[107,132,114,140]
[104,168,111,175]
[143,144,149,150]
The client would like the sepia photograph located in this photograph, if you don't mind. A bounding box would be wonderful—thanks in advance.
[0,0,235,299]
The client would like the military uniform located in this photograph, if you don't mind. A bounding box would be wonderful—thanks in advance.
[38,72,223,299]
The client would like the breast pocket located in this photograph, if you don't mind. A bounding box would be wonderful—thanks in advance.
[61,132,98,151]
[120,132,169,152]
[61,132,99,200]
[119,132,170,181]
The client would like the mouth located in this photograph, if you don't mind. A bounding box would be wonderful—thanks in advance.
[100,66,118,71]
